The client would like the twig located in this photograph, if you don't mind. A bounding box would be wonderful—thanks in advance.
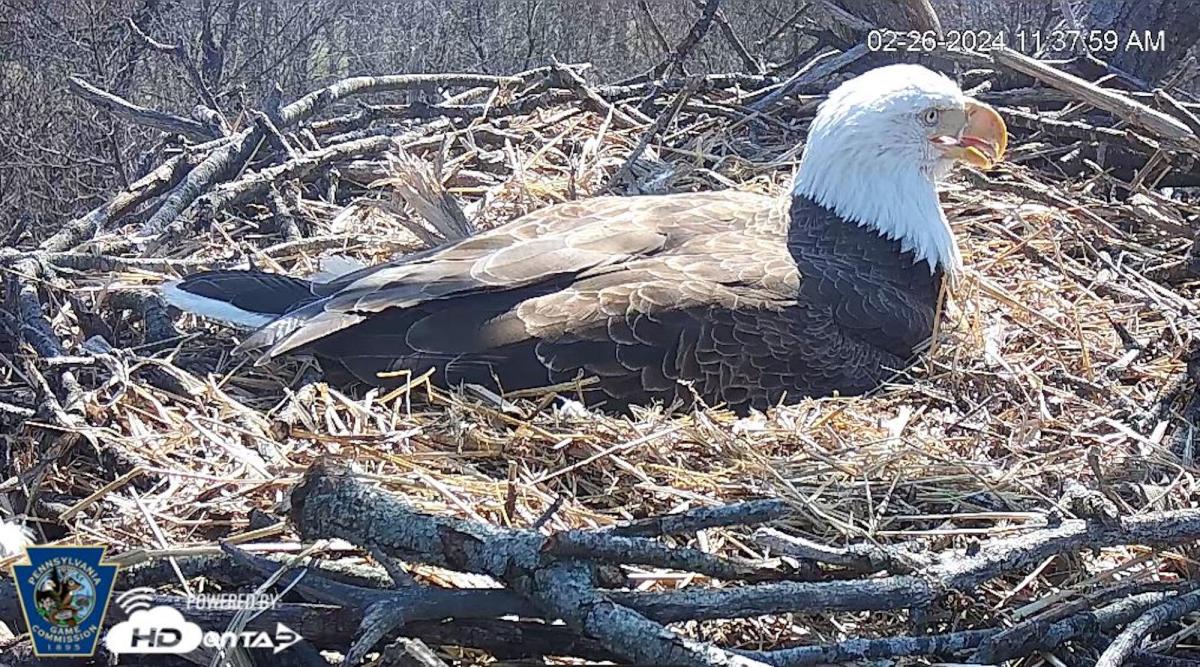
[1097,589,1200,667]
[748,44,869,110]
[126,18,226,127]
[605,83,696,190]
[754,526,927,574]
[531,495,564,530]
[754,4,809,54]
[607,498,791,537]
[692,0,763,74]
[636,0,672,56]
[650,0,722,79]
[809,0,876,34]
[991,47,1200,151]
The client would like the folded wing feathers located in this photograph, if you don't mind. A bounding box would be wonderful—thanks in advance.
[239,191,784,365]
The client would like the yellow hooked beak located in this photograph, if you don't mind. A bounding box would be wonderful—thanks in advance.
[934,98,1008,169]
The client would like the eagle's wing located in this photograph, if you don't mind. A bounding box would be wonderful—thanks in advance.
[513,231,807,408]
[508,198,940,409]
[245,190,776,358]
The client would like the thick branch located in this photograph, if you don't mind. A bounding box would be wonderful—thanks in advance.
[549,529,779,581]
[39,151,200,252]
[551,62,645,129]
[991,47,1200,151]
[747,588,1193,666]
[612,575,932,622]
[0,578,615,661]
[67,76,215,140]
[196,135,393,214]
[290,460,762,666]
[522,560,765,667]
[136,73,516,242]
[630,510,1200,621]
[1096,589,1200,667]
[2,256,84,409]
[136,130,262,238]
[279,73,518,127]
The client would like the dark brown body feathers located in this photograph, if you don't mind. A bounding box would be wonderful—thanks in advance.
[174,191,942,412]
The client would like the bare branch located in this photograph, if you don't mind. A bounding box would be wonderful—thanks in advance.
[607,498,791,537]
[39,150,201,252]
[651,0,722,79]
[67,77,215,140]
[992,47,1200,151]
[290,460,765,666]
[1097,589,1200,667]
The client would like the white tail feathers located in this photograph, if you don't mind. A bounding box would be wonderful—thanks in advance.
[161,281,276,330]
[0,519,32,558]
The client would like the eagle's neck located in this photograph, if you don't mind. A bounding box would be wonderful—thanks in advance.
[791,152,960,274]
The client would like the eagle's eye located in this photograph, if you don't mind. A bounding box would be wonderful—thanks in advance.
[921,108,940,126]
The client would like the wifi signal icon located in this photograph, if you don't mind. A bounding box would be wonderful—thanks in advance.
[114,587,156,615]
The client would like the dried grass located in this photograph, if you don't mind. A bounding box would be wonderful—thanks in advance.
[4,84,1200,662]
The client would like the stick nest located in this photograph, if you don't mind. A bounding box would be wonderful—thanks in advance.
[3,56,1200,665]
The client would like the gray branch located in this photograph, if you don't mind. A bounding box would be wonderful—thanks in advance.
[1096,589,1200,667]
[290,460,765,666]
[39,150,200,252]
[550,529,783,581]
[136,72,521,243]
[67,76,216,140]
[196,135,393,214]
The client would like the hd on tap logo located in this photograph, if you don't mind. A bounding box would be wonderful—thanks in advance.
[104,587,205,653]
[104,587,303,655]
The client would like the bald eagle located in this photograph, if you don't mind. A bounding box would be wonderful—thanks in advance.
[164,64,1007,412]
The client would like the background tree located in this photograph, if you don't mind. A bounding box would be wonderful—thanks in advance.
[1,0,1196,243]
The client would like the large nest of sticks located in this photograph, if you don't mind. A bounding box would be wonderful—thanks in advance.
[3,48,1200,667]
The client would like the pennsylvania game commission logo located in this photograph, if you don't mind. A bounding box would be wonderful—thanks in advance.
[11,546,117,657]
[10,545,303,658]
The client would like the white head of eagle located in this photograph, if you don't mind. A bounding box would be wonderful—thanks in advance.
[794,64,1007,273]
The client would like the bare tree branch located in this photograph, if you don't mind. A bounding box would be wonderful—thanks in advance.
[1097,589,1200,667]
[67,77,216,140]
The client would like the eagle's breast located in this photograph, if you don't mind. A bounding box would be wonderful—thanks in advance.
[787,194,944,361]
